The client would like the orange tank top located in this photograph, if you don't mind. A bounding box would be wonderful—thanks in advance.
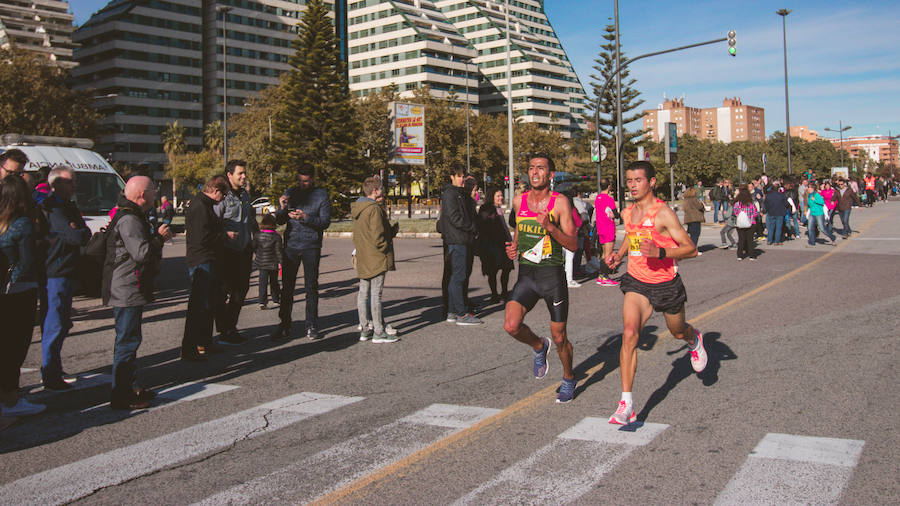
[623,199,679,284]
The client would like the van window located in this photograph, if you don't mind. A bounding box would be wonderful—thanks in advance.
[73,172,125,215]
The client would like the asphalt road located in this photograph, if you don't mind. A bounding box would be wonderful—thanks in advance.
[1,201,898,505]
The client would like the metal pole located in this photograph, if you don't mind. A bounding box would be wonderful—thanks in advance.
[505,0,514,205]
[614,0,624,210]
[778,9,792,175]
[464,60,471,175]
[839,121,844,168]
[268,115,273,186]
[218,6,232,168]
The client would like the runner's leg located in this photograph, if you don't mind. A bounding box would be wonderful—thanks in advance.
[549,321,574,380]
[620,291,653,393]
[503,300,541,350]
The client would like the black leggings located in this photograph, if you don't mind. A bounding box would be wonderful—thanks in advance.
[737,227,755,259]
[0,288,37,392]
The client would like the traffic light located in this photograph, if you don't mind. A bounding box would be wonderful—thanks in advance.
[591,139,600,162]
[727,29,736,56]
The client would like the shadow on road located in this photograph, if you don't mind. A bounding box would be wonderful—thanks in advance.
[636,331,736,422]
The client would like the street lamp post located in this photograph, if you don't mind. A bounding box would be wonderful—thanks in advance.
[217,5,232,168]
[824,121,851,168]
[461,57,472,175]
[504,0,514,205]
[777,8,792,175]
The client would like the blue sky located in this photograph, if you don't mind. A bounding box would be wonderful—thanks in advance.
[72,0,899,138]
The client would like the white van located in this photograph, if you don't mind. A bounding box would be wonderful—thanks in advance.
[1,134,125,233]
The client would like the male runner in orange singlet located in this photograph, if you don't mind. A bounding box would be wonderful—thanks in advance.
[605,161,707,424]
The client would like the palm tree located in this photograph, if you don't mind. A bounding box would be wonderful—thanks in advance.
[203,120,224,155]
[161,121,187,206]
[161,121,187,166]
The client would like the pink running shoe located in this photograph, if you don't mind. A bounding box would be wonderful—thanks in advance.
[596,276,620,286]
[689,329,708,373]
[608,400,636,425]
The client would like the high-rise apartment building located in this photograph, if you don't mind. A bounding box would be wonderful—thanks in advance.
[72,0,331,175]
[643,96,765,144]
[791,125,818,142]
[347,0,478,108]
[826,135,899,169]
[0,0,75,68]
[641,97,701,144]
[347,0,588,137]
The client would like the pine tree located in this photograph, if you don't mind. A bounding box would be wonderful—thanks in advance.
[589,23,646,176]
[276,0,361,217]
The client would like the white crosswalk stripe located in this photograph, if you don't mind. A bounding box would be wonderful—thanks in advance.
[452,417,669,505]
[0,392,363,506]
[715,433,865,505]
[194,403,501,505]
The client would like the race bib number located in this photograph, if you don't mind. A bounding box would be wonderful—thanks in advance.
[628,230,651,256]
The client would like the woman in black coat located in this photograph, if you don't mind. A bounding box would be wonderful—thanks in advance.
[476,188,514,304]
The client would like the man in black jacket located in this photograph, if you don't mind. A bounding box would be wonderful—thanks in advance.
[40,167,91,390]
[439,168,480,326]
[271,164,331,340]
[181,175,229,361]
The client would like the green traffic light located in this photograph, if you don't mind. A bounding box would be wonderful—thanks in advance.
[729,47,736,56]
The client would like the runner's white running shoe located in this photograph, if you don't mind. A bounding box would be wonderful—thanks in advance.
[689,329,708,373]
[608,400,636,425]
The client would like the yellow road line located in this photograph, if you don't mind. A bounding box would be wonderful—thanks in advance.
[312,213,886,505]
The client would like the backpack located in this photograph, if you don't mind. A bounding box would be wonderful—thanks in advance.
[84,209,130,263]
[736,207,752,229]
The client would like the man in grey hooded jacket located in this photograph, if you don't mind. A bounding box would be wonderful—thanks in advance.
[103,176,173,410]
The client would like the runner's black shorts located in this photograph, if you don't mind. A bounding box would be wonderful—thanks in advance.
[619,272,687,315]
[509,264,568,322]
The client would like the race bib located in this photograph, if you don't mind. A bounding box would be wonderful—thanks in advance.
[628,230,652,256]
[522,235,548,263]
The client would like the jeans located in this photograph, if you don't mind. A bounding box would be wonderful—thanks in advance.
[766,214,784,244]
[112,306,143,402]
[720,223,736,246]
[713,200,724,223]
[442,242,473,315]
[447,244,468,316]
[808,214,836,245]
[257,268,280,305]
[357,272,386,334]
[835,209,852,236]
[0,288,37,392]
[686,222,701,248]
[279,248,321,330]
[182,263,220,351]
[42,276,74,382]
[216,248,252,334]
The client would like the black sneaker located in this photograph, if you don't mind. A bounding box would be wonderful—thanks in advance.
[307,328,322,340]
[42,377,73,391]
[219,330,247,346]
[270,324,290,341]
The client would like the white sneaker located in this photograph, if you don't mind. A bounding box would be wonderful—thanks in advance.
[608,400,636,425]
[567,280,582,288]
[2,398,46,416]
[689,329,708,373]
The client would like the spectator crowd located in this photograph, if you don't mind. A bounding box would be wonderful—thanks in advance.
[0,143,893,427]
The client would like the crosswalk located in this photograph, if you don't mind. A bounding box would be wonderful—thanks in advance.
[0,390,868,505]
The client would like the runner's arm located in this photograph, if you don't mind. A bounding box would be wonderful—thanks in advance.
[644,206,698,259]
[541,197,578,251]
[505,198,520,260]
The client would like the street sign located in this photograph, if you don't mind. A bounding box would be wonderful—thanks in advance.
[601,145,607,161]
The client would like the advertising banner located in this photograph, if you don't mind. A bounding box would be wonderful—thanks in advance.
[390,102,425,165]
